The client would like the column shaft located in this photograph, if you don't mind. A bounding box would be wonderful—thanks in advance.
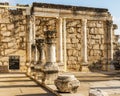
[82,19,87,63]
[58,18,63,63]
[47,44,56,62]
[63,18,67,71]
[110,25,113,60]
[29,19,33,62]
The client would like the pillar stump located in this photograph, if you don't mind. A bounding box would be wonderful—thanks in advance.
[34,39,45,79]
[34,39,45,70]
[42,30,59,84]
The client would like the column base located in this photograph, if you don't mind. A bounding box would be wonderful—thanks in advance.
[43,62,59,72]
[27,66,31,75]
[42,62,59,85]
[81,63,90,72]
[42,72,58,85]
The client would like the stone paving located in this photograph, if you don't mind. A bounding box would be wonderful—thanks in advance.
[47,71,120,96]
[0,71,120,96]
[90,80,120,96]
[0,73,56,96]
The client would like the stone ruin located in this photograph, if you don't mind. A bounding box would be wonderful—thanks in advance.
[0,2,120,92]
[0,1,120,93]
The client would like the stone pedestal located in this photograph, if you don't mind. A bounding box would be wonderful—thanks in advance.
[55,75,80,93]
[81,63,90,72]
[42,30,59,85]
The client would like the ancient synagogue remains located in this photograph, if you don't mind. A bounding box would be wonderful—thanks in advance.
[0,2,120,74]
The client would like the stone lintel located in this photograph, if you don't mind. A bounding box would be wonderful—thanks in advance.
[32,2,108,12]
[33,12,109,21]
[33,7,108,16]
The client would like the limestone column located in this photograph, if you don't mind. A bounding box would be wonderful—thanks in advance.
[110,21,113,60]
[42,30,59,84]
[33,16,38,63]
[58,18,63,63]
[82,19,88,63]
[63,18,67,72]
[29,19,32,62]
[81,19,89,72]
[106,20,114,71]
[106,20,113,60]
[27,16,33,74]
[33,16,36,44]
[35,46,38,63]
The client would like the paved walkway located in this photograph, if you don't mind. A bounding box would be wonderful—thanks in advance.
[0,73,56,96]
[48,71,120,96]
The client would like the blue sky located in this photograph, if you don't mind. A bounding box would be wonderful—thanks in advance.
[1,0,120,35]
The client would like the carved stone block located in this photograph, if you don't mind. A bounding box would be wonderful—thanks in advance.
[55,75,80,93]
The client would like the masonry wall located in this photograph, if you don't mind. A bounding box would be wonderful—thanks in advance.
[0,2,117,72]
[66,19,82,71]
[0,7,27,72]
[87,20,105,63]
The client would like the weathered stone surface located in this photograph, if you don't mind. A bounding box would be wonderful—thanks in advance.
[7,24,14,30]
[93,44,99,49]
[89,89,104,96]
[0,3,117,73]
[1,31,11,36]
[67,49,73,56]
[71,38,79,43]
[55,75,80,93]
[1,24,7,31]
[66,38,71,43]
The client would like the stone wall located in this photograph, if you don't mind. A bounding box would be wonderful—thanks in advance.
[87,20,105,63]
[35,17,57,38]
[66,19,82,71]
[0,2,118,72]
[0,5,27,72]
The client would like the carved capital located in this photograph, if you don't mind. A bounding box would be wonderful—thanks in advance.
[106,20,113,26]
[113,24,118,30]
[44,30,57,44]
[36,39,45,49]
